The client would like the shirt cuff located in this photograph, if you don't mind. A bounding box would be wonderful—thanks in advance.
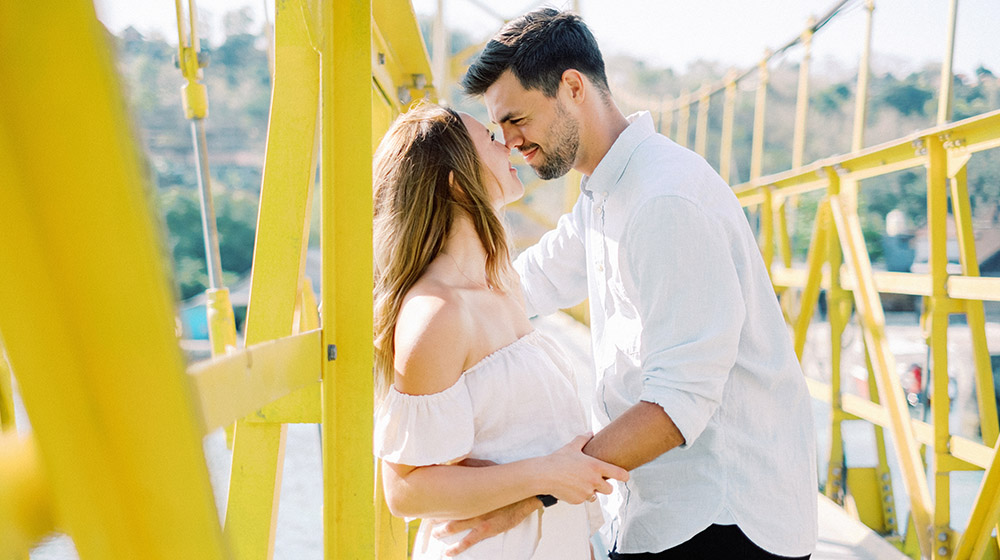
[639,383,718,449]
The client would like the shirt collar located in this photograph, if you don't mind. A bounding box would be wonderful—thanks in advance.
[580,111,656,198]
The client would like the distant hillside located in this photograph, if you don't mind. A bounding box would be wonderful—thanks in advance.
[111,16,1000,302]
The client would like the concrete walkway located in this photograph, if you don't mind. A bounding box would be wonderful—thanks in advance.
[816,495,908,559]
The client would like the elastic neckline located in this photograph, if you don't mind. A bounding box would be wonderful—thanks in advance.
[463,329,539,374]
[387,329,540,399]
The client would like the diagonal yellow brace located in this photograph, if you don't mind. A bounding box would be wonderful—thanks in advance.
[793,199,830,360]
[829,195,932,558]
[948,163,999,447]
[222,0,321,557]
[953,436,1000,558]
[0,1,228,556]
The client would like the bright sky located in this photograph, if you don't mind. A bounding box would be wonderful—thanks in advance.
[95,0,1000,78]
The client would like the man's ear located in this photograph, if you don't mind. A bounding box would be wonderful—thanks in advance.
[560,69,586,105]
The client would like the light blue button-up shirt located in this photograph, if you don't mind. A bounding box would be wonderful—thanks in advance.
[514,112,817,556]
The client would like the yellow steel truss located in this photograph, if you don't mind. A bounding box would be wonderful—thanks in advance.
[3,0,1000,559]
[0,0,432,558]
[738,110,1000,559]
[613,1,999,557]
[0,1,229,557]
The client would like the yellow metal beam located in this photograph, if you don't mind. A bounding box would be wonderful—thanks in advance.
[954,438,1000,559]
[760,187,776,273]
[937,0,959,125]
[719,73,738,184]
[750,54,770,181]
[828,195,932,557]
[222,0,321,556]
[694,85,710,157]
[0,349,15,433]
[242,280,324,426]
[791,204,827,359]
[926,134,955,558]
[0,2,228,556]
[851,0,874,152]
[659,99,674,142]
[766,268,1000,302]
[948,276,1000,302]
[776,200,793,271]
[861,339,899,535]
[792,20,814,169]
[846,271,933,297]
[372,0,434,96]
[0,434,54,558]
[321,0,375,557]
[735,110,1000,196]
[949,163,999,447]
[189,330,322,434]
[809,378,992,471]
[825,175,849,505]
[676,90,690,147]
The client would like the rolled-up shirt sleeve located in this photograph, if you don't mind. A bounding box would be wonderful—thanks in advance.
[624,196,745,448]
[513,195,589,318]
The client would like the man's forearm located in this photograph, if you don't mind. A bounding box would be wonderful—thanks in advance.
[582,401,685,471]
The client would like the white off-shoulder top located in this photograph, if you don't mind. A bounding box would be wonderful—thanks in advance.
[375,330,600,560]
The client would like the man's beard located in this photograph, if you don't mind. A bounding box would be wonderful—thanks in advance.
[532,101,580,180]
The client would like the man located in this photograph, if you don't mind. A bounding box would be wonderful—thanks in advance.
[436,8,817,559]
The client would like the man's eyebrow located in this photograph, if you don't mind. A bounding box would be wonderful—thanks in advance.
[497,112,518,124]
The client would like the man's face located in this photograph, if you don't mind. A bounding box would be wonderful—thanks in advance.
[484,70,580,180]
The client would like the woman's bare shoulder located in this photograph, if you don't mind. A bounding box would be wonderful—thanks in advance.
[393,279,474,396]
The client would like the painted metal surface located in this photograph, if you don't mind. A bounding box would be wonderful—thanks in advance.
[2,0,998,558]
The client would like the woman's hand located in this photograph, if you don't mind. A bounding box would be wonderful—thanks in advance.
[535,434,629,504]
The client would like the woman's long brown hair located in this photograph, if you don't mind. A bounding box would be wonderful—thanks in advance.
[373,102,512,401]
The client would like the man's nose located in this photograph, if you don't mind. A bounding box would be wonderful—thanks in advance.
[501,125,521,150]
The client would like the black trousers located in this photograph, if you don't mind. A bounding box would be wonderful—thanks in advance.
[608,524,811,560]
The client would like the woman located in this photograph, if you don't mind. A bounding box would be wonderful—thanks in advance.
[373,102,627,559]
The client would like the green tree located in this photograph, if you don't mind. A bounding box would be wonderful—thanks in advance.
[880,81,933,117]
[158,186,258,300]
[815,83,850,114]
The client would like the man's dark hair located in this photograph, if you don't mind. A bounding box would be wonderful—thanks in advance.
[461,8,610,98]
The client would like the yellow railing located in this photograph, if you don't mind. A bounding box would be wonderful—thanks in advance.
[745,108,1000,560]
[0,0,433,558]
[611,0,998,558]
[2,0,999,559]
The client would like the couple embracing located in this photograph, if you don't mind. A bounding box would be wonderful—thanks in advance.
[373,8,817,560]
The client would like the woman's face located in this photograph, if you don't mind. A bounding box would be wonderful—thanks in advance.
[459,112,524,209]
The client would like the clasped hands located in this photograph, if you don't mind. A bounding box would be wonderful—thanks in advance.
[430,434,627,556]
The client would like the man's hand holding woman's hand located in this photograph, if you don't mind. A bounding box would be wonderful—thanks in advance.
[432,433,627,556]
[537,434,628,504]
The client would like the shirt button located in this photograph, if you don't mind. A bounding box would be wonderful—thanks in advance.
[596,263,604,272]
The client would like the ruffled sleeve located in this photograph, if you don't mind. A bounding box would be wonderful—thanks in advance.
[374,379,475,466]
